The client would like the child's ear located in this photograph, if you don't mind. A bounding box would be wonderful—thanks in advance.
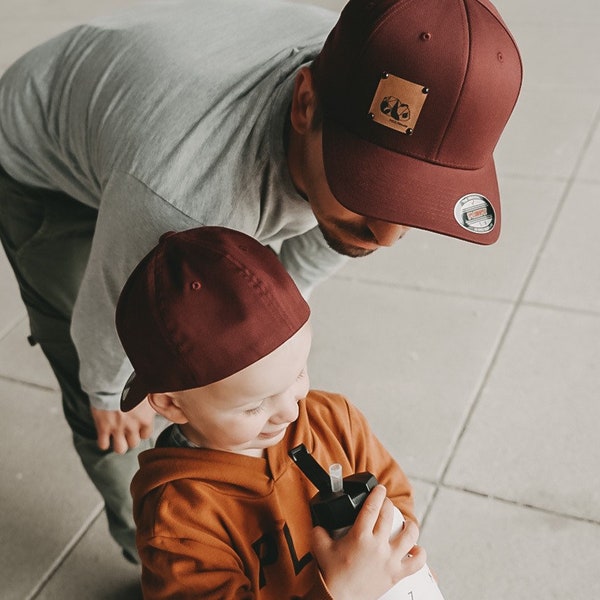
[147,393,188,424]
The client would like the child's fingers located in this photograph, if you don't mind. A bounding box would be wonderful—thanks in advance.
[310,525,334,555]
[353,485,387,533]
[399,543,428,578]
[373,496,395,538]
[390,518,420,557]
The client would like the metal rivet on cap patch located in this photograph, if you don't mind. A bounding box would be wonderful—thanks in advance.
[368,112,375,120]
[454,194,495,234]
[422,87,429,94]
[405,128,414,136]
[191,281,202,290]
[381,71,389,79]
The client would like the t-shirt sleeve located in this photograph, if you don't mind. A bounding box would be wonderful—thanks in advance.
[71,171,202,410]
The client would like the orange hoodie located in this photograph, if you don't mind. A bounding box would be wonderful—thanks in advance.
[131,390,416,599]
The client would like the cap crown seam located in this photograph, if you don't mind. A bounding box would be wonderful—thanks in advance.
[431,0,470,164]
[152,245,197,392]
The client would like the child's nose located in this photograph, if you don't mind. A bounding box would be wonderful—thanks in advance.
[270,392,300,425]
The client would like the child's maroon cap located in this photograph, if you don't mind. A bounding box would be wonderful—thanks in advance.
[116,227,310,412]
[311,0,523,244]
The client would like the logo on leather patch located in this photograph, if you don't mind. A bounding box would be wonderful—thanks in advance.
[369,73,428,135]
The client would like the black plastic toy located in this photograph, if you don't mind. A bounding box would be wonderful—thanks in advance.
[288,444,378,532]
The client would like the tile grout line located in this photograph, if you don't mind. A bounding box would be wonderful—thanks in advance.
[410,474,600,527]
[440,483,600,527]
[332,273,600,317]
[25,502,105,600]
[420,101,600,528]
[332,272,517,304]
[0,373,59,392]
[0,312,26,343]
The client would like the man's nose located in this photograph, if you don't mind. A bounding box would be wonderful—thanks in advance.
[366,219,410,247]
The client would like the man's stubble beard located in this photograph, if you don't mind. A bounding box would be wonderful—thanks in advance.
[317,223,377,258]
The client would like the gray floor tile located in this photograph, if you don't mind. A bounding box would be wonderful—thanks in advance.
[0,379,103,600]
[0,0,155,72]
[0,319,58,389]
[411,479,436,524]
[34,515,142,600]
[493,84,598,180]
[422,487,600,600]
[444,305,600,521]
[578,119,600,184]
[524,181,600,313]
[308,278,513,481]
[505,21,600,91]
[494,0,600,25]
[0,251,25,338]
[337,176,564,301]
[0,19,82,73]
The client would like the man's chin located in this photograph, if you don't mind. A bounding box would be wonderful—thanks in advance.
[319,227,377,258]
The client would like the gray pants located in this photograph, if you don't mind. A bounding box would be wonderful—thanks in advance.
[0,166,149,560]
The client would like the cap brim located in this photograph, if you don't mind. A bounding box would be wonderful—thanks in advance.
[322,119,501,245]
[120,371,149,412]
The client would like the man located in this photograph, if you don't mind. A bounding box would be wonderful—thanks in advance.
[0,0,522,562]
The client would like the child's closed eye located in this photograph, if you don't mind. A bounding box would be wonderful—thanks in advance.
[245,402,266,416]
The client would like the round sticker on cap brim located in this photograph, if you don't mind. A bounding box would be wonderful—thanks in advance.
[454,194,495,234]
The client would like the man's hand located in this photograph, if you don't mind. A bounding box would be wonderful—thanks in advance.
[91,398,155,454]
[311,485,426,600]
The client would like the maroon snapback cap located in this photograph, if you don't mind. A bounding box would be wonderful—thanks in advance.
[116,227,310,412]
[311,0,523,244]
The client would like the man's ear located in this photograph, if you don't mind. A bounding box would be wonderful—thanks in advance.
[290,66,318,134]
[147,393,188,424]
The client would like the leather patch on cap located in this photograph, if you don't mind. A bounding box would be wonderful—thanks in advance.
[368,73,428,135]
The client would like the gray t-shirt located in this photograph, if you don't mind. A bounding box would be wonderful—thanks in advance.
[0,0,346,409]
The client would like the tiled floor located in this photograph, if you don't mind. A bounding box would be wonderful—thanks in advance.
[1,0,599,598]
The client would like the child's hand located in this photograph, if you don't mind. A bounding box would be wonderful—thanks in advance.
[310,485,426,600]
